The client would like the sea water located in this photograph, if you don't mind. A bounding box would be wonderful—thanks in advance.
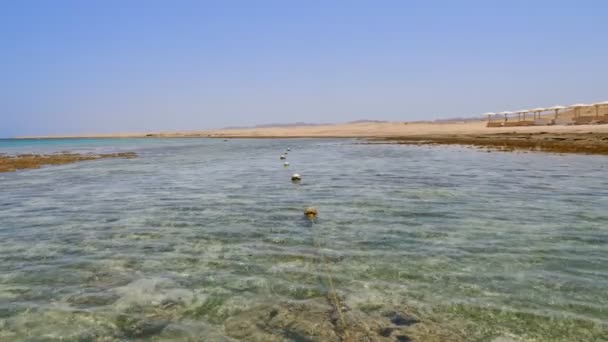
[0,138,607,341]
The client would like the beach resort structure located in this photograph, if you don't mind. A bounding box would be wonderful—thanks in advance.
[486,101,608,127]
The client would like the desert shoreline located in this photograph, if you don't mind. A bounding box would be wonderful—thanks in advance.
[15,120,608,139]
[11,121,608,155]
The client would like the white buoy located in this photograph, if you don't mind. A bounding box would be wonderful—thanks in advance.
[280,155,286,160]
[284,162,290,167]
[291,173,301,182]
[287,148,291,151]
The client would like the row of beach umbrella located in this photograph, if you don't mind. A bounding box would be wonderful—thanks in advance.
[484,101,608,121]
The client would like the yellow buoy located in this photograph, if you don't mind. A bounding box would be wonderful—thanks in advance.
[305,207,318,219]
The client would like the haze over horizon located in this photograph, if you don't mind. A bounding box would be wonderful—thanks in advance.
[2,0,607,138]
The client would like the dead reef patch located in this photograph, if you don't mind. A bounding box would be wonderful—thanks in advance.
[0,152,137,173]
[223,298,460,342]
[376,133,608,155]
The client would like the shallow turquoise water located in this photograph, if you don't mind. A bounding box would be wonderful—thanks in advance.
[1,138,607,341]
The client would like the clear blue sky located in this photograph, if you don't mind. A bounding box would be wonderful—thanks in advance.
[1,0,607,137]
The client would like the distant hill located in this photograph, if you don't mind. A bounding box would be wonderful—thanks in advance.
[432,116,484,123]
[222,117,486,130]
[224,119,393,130]
[222,122,326,130]
[347,119,389,124]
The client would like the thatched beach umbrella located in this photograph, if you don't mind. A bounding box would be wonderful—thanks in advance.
[568,103,592,118]
[499,111,513,122]
[483,112,497,122]
[515,109,529,121]
[547,105,566,119]
[530,107,546,120]
[593,101,608,118]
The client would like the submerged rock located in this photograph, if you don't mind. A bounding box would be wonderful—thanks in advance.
[223,299,415,342]
[115,314,168,338]
[224,301,339,341]
[66,291,120,307]
[386,311,420,326]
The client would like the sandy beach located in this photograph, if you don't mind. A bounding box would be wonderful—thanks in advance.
[204,121,608,138]
[20,114,608,139]
[19,120,608,154]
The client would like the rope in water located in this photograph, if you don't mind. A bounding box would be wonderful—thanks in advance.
[308,217,350,341]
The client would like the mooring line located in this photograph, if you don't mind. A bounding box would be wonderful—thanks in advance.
[309,218,351,341]
[307,215,374,340]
